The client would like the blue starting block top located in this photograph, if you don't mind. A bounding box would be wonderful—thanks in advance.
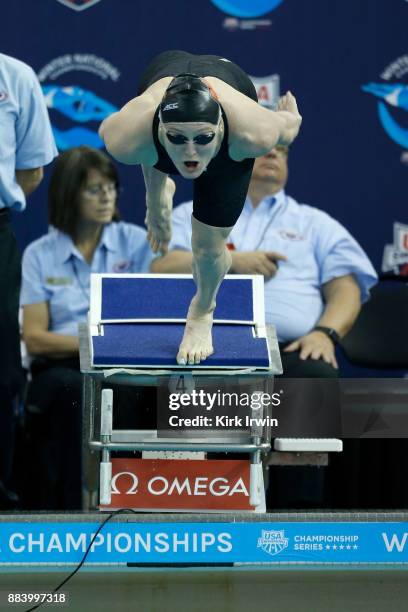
[88,274,271,370]
[93,275,258,323]
[93,324,268,367]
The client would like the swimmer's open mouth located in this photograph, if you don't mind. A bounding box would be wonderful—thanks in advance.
[184,161,199,168]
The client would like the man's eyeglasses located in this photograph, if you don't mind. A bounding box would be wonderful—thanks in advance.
[82,183,118,197]
[274,145,289,157]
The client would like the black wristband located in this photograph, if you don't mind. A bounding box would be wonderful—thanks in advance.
[313,326,340,345]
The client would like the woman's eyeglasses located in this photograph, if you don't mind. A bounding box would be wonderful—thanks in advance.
[82,183,118,197]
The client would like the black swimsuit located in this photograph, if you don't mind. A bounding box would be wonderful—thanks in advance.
[138,50,258,227]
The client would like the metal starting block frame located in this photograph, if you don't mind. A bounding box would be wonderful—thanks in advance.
[80,274,283,513]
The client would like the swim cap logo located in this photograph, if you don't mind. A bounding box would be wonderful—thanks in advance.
[362,55,408,150]
[163,103,179,111]
[211,0,284,17]
[37,54,119,150]
[56,0,102,11]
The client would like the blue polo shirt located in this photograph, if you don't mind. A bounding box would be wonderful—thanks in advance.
[21,222,153,335]
[0,53,57,210]
[167,190,378,342]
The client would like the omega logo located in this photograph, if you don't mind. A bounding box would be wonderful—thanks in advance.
[111,472,138,495]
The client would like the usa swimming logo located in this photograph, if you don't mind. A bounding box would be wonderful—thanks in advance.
[211,0,284,17]
[362,55,408,154]
[257,529,288,556]
[56,0,102,11]
[37,54,119,151]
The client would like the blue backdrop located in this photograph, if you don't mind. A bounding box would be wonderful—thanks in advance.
[4,0,407,273]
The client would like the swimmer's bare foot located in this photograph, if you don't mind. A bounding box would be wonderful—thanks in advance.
[277,91,299,115]
[177,297,215,365]
[276,91,302,146]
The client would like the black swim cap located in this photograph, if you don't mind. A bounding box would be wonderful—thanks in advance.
[159,73,221,125]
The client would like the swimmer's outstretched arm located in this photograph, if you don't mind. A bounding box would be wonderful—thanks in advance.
[205,78,302,160]
[99,95,156,164]
[142,165,175,254]
[98,77,175,252]
[99,77,173,165]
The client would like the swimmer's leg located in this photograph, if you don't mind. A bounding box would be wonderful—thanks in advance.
[177,216,232,365]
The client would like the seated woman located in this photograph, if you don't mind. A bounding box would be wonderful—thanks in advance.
[21,146,153,509]
[100,50,302,365]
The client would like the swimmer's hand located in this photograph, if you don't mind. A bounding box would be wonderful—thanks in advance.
[276,91,302,146]
[145,178,175,254]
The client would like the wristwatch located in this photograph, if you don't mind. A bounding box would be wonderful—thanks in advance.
[313,326,340,345]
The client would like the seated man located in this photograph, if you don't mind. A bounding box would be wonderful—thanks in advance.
[151,144,378,507]
[151,144,378,376]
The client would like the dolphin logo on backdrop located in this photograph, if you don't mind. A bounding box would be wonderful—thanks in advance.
[43,85,116,123]
[362,55,408,152]
[211,0,284,18]
[42,85,117,150]
[38,54,120,151]
[56,0,102,11]
[362,82,408,148]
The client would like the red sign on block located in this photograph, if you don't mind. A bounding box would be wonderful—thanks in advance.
[101,458,252,511]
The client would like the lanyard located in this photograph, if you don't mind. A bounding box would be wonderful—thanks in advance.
[70,247,107,301]
[71,257,90,302]
[235,195,288,251]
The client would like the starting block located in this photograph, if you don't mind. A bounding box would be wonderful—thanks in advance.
[87,274,275,370]
[80,274,283,514]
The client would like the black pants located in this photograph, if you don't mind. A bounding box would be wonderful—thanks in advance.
[279,348,339,379]
[277,347,340,437]
[25,357,156,510]
[272,353,408,510]
[267,347,339,509]
[327,438,408,509]
[0,213,24,488]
